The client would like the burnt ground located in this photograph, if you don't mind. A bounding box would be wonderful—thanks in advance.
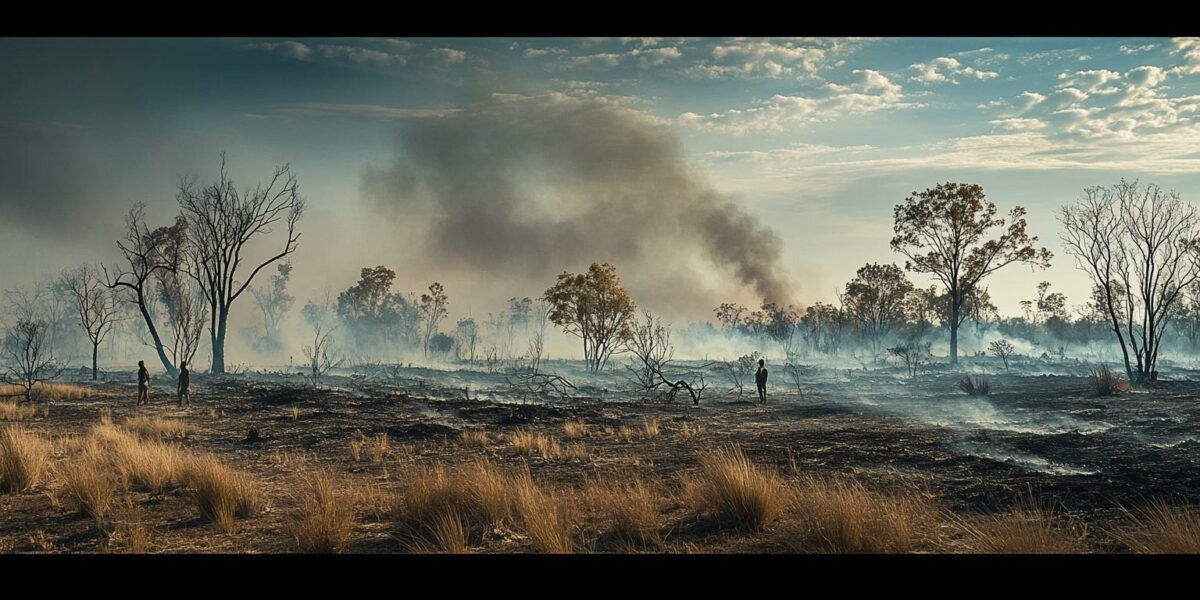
[3,359,1200,553]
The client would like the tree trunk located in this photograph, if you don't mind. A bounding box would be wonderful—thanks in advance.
[138,292,176,376]
[949,292,960,366]
[212,305,228,374]
[92,342,99,381]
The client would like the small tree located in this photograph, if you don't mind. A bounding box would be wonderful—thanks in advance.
[250,261,295,354]
[988,339,1015,370]
[891,182,1052,365]
[544,262,636,372]
[625,311,708,404]
[725,352,762,398]
[61,264,124,380]
[301,297,343,393]
[888,341,931,378]
[453,317,479,363]
[2,320,65,403]
[418,282,448,359]
[429,332,455,357]
[842,263,914,355]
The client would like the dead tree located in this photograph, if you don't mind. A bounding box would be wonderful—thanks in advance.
[2,320,65,403]
[60,264,124,380]
[988,339,1015,370]
[724,353,761,399]
[103,203,186,376]
[1060,180,1200,384]
[301,297,343,391]
[624,311,711,405]
[888,341,931,378]
[783,362,807,398]
[178,153,305,374]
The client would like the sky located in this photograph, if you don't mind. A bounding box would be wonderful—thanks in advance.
[3,36,1200,333]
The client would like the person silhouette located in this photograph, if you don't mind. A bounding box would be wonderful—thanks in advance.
[177,360,192,407]
[755,358,768,404]
[137,360,150,406]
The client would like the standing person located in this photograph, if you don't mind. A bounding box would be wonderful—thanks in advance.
[177,360,192,407]
[137,360,150,406]
[755,358,768,404]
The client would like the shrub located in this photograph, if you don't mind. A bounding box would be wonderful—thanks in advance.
[1087,364,1130,396]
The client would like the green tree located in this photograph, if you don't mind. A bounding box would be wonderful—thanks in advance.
[891,182,1051,365]
[543,262,636,372]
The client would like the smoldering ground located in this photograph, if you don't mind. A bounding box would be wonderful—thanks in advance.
[361,92,794,321]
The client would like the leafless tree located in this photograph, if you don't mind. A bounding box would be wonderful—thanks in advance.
[177,153,305,374]
[624,311,711,405]
[783,362,807,398]
[888,341,932,378]
[103,203,186,375]
[724,353,761,399]
[1060,180,1200,383]
[60,264,124,380]
[2,320,65,403]
[301,296,343,391]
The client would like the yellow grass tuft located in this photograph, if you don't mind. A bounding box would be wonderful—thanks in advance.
[0,425,52,493]
[1119,499,1200,553]
[508,430,561,459]
[956,500,1087,554]
[562,420,587,439]
[682,445,787,531]
[0,400,36,421]
[512,472,578,554]
[458,430,490,449]
[782,475,938,553]
[60,440,119,527]
[679,422,706,440]
[112,495,153,553]
[584,474,663,550]
[349,430,366,462]
[123,416,191,441]
[616,425,638,443]
[286,470,356,553]
[368,433,390,464]
[642,418,660,438]
[1,383,91,403]
[183,455,266,533]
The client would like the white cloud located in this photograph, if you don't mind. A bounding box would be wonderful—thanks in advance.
[909,56,998,84]
[245,41,312,61]
[319,45,405,66]
[1055,69,1122,94]
[430,48,467,66]
[1169,37,1200,74]
[1120,44,1158,55]
[679,70,914,135]
[684,38,849,79]
[524,47,567,58]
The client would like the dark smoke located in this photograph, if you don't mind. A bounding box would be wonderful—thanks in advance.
[361,92,792,316]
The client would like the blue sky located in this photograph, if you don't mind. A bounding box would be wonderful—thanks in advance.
[3,36,1200,324]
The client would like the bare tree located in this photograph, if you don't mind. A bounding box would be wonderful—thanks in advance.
[891,182,1052,365]
[625,311,710,405]
[103,203,186,375]
[1061,180,1200,383]
[301,297,344,392]
[724,353,761,399]
[2,320,65,403]
[60,264,124,380]
[177,153,305,374]
[250,261,294,353]
[888,340,931,378]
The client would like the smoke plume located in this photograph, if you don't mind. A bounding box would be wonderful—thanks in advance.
[361,92,793,320]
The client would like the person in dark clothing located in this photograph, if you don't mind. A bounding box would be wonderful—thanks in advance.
[137,360,150,406]
[177,361,192,407]
[755,358,768,404]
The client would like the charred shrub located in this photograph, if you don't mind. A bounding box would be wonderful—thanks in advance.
[958,376,991,396]
[1087,364,1129,396]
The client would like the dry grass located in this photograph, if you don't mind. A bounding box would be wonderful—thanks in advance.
[59,440,119,527]
[679,423,706,440]
[781,475,938,553]
[958,376,991,396]
[513,473,578,553]
[286,470,356,553]
[1088,364,1130,396]
[508,430,561,459]
[393,460,516,552]
[956,500,1088,554]
[289,406,300,421]
[183,455,266,533]
[642,418,661,438]
[616,425,638,443]
[111,495,153,553]
[123,416,190,441]
[584,474,663,550]
[558,442,589,461]
[458,430,490,449]
[1119,499,1200,553]
[367,433,390,464]
[0,425,52,493]
[682,445,787,531]
[112,437,187,496]
[349,431,366,462]
[562,420,587,439]
[0,383,91,403]
[0,400,36,421]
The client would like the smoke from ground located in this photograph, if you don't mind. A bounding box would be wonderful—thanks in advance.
[361,92,793,321]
